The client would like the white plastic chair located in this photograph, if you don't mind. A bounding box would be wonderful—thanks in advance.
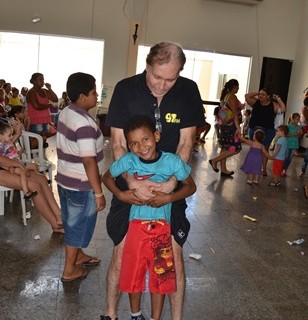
[19,131,53,188]
[0,186,29,225]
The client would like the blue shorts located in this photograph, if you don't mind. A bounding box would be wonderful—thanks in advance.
[58,185,98,248]
[29,123,50,135]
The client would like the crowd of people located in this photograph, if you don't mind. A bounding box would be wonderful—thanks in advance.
[1,41,308,320]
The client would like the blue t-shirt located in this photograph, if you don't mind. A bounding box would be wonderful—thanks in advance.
[109,151,191,223]
[275,137,288,160]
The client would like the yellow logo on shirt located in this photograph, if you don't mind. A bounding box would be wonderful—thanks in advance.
[165,113,180,123]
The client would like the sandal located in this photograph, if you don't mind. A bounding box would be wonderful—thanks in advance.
[81,257,101,266]
[253,181,259,185]
[269,181,280,187]
[24,190,38,201]
[61,268,87,282]
[246,180,253,185]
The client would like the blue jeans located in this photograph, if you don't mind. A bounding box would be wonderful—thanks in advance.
[29,123,50,135]
[58,185,97,248]
[302,148,308,174]
[283,148,296,171]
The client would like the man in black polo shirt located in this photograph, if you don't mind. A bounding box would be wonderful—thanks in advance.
[100,42,205,320]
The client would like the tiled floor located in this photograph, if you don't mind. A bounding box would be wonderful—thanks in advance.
[0,135,307,320]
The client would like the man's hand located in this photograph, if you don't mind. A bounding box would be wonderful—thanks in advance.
[145,191,170,208]
[126,174,161,200]
[118,189,148,205]
[150,176,177,194]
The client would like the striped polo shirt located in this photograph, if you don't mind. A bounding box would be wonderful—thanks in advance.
[56,104,104,191]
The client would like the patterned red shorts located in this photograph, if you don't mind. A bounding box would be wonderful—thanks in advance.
[119,219,176,294]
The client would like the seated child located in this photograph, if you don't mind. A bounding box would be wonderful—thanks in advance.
[8,105,48,149]
[8,87,22,107]
[0,120,38,200]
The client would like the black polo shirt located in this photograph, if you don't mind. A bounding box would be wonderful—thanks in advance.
[106,71,205,154]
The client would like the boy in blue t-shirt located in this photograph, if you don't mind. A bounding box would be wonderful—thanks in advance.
[269,125,289,187]
[102,115,196,320]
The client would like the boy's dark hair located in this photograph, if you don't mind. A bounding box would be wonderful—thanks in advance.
[245,109,251,116]
[291,112,300,120]
[303,97,308,107]
[123,115,156,139]
[66,72,96,102]
[277,124,289,136]
[8,105,23,118]
[0,120,11,134]
[254,129,265,143]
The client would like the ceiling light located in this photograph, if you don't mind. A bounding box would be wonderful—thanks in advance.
[32,14,41,24]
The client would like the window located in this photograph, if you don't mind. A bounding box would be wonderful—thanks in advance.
[0,32,104,99]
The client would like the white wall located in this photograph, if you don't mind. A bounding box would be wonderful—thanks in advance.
[0,0,306,115]
[287,0,308,118]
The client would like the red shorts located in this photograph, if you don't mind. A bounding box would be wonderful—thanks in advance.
[119,219,176,295]
[272,159,284,176]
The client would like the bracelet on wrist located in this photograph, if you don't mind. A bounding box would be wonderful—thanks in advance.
[94,192,104,198]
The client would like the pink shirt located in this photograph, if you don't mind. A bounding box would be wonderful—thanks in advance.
[27,90,51,124]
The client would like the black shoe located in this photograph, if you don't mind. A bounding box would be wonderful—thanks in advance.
[23,190,38,201]
[131,315,146,320]
[100,316,118,320]
[221,171,234,177]
[209,159,219,172]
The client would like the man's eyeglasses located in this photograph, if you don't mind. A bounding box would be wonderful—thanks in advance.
[154,107,162,133]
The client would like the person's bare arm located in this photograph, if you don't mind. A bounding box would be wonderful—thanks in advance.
[149,126,195,195]
[0,154,26,172]
[245,91,258,107]
[110,127,128,160]
[271,144,281,158]
[82,156,106,212]
[261,145,273,160]
[176,127,196,162]
[11,119,22,143]
[239,135,252,146]
[229,94,241,135]
[146,175,196,207]
[102,169,145,205]
[44,83,58,102]
[272,94,286,113]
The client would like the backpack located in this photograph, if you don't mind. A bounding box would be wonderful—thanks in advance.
[217,94,235,125]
